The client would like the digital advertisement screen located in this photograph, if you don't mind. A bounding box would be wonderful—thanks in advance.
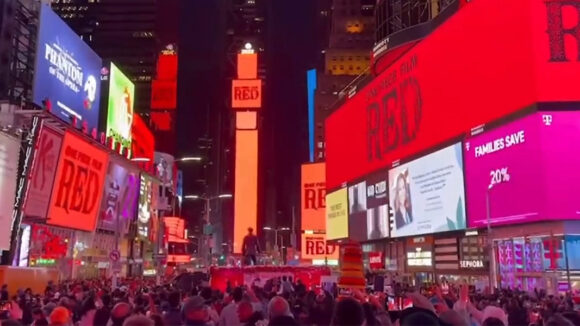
[107,63,135,148]
[138,173,154,238]
[131,113,155,163]
[0,133,21,250]
[47,132,109,232]
[326,188,348,240]
[301,163,326,232]
[465,112,580,228]
[389,143,466,238]
[23,123,63,219]
[33,5,102,131]
[98,159,139,232]
[347,171,389,242]
[324,0,580,190]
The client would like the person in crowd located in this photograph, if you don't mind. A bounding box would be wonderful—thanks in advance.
[110,303,132,326]
[161,291,181,326]
[78,296,96,326]
[1,285,8,302]
[331,297,365,326]
[122,315,154,326]
[241,228,261,266]
[220,287,244,326]
[93,293,112,326]
[182,296,209,326]
[267,296,292,320]
[49,306,71,326]
[31,308,48,326]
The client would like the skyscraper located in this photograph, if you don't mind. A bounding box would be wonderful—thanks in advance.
[50,0,157,114]
[313,0,376,162]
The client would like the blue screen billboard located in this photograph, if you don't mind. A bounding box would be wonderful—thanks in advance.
[33,5,102,132]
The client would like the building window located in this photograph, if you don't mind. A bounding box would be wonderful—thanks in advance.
[317,142,324,149]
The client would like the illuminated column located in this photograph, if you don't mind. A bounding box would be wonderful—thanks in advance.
[232,48,261,253]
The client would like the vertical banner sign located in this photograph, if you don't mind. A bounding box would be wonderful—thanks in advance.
[138,173,154,238]
[47,132,109,232]
[23,124,63,219]
[0,134,21,250]
[98,159,139,232]
[326,188,349,240]
[106,63,135,148]
[233,129,258,253]
[301,163,326,232]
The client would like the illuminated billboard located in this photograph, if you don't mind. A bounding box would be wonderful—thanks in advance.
[151,80,177,109]
[388,143,466,238]
[33,5,102,131]
[326,187,348,240]
[465,112,580,228]
[106,63,135,148]
[325,0,580,190]
[301,234,339,261]
[138,173,155,238]
[23,123,63,219]
[234,129,258,253]
[131,113,155,163]
[232,79,262,109]
[0,133,20,250]
[98,159,139,232]
[47,132,109,232]
[347,171,389,242]
[301,163,326,232]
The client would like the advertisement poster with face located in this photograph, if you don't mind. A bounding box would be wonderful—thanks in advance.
[33,6,102,131]
[23,123,63,219]
[47,132,108,232]
[388,143,466,238]
[347,171,389,242]
[106,63,135,148]
[98,159,139,232]
[0,133,20,250]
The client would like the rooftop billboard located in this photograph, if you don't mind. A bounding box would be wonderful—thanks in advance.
[33,5,102,132]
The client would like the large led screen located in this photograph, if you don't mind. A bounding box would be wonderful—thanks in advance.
[326,188,348,240]
[0,133,20,250]
[301,163,326,233]
[347,171,389,242]
[106,63,135,148]
[389,143,466,238]
[465,112,580,228]
[98,159,139,232]
[33,6,102,131]
[324,0,580,190]
[138,173,155,238]
[22,123,63,219]
[47,132,109,232]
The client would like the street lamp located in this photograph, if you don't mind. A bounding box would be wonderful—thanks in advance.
[262,226,290,249]
[486,183,495,291]
[184,193,233,266]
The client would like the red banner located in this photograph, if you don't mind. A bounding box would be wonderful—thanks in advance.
[23,123,63,219]
[325,0,580,189]
[131,113,155,162]
[47,132,109,232]
[151,80,177,110]
[369,251,384,270]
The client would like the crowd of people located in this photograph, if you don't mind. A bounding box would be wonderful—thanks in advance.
[0,274,579,326]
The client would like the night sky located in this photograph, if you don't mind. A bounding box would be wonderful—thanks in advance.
[168,0,318,230]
